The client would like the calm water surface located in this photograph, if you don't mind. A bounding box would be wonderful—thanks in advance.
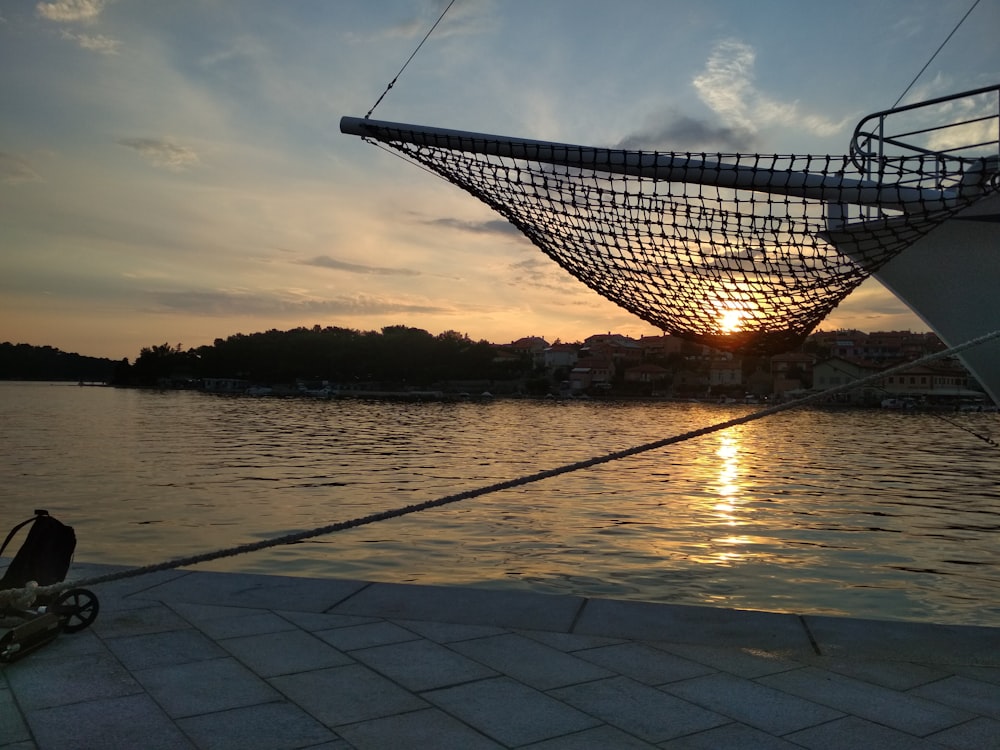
[2,381,998,626]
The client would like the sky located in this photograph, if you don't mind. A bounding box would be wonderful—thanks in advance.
[2,0,998,361]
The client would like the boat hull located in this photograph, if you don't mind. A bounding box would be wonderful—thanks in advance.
[862,192,1000,404]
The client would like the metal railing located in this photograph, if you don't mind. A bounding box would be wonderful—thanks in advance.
[851,83,1000,194]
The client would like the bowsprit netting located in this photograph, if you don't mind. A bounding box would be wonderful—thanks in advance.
[340,86,999,355]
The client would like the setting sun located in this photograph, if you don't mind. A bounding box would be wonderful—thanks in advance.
[717,307,746,333]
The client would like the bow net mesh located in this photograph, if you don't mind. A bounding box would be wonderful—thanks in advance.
[347,96,997,355]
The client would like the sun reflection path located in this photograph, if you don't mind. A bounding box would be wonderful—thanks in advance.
[704,433,755,564]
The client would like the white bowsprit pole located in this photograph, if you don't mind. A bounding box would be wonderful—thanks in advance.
[340,115,957,211]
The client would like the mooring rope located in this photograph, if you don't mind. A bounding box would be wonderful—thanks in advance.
[821,357,999,448]
[1,326,993,608]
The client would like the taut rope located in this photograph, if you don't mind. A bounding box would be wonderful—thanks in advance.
[3,327,996,607]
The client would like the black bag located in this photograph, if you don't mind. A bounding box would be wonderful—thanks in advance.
[0,510,77,590]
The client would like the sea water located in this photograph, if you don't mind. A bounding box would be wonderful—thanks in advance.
[2,381,998,626]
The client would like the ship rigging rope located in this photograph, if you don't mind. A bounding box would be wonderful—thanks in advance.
[3,327,997,608]
[891,0,981,108]
[364,0,457,120]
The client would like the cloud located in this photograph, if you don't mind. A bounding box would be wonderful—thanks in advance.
[0,152,42,184]
[60,29,121,54]
[299,255,421,277]
[424,216,523,237]
[146,289,452,317]
[359,0,494,41]
[693,39,849,139]
[506,257,584,294]
[616,113,758,152]
[199,36,268,68]
[36,0,108,23]
[117,138,200,170]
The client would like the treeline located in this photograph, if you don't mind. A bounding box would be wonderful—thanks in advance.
[0,342,118,382]
[118,325,523,387]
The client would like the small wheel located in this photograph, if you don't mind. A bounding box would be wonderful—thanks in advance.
[0,630,19,662]
[52,588,99,633]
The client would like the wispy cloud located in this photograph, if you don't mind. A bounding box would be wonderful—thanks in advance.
[147,289,451,317]
[506,257,583,294]
[199,36,268,68]
[693,39,849,139]
[0,152,42,184]
[424,216,522,237]
[36,0,109,23]
[360,0,494,41]
[299,255,421,277]
[616,112,758,152]
[60,29,120,54]
[117,138,200,170]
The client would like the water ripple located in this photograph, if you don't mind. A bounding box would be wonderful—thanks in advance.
[1,383,998,626]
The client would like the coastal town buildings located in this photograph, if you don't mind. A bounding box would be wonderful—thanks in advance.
[75,325,988,404]
[496,328,989,404]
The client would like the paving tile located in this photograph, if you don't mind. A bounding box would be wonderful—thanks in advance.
[335,707,504,749]
[450,633,613,690]
[551,675,731,743]
[518,628,624,652]
[170,601,299,639]
[659,721,804,749]
[662,672,842,735]
[807,656,948,690]
[67,563,188,606]
[91,603,190,638]
[424,676,600,746]
[276,610,380,632]
[177,700,338,750]
[134,657,281,718]
[574,642,714,685]
[169,601,271,623]
[314,620,420,651]
[140,571,369,612]
[654,642,802,679]
[784,715,947,749]
[4,651,141,711]
[927,716,1000,750]
[574,598,814,654]
[350,638,497,691]
[194,611,296,640]
[910,675,1000,719]
[5,628,105,663]
[398,618,507,643]
[0,687,31,746]
[219,629,353,677]
[330,581,584,631]
[804,615,1000,666]
[9,568,1000,750]
[270,663,427,726]
[523,724,659,748]
[105,628,227,671]
[759,666,973,735]
[951,664,1000,686]
[25,694,194,750]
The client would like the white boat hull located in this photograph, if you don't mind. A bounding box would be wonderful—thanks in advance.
[863,192,1000,404]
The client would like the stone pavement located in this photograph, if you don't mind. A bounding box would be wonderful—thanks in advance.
[2,563,1000,749]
